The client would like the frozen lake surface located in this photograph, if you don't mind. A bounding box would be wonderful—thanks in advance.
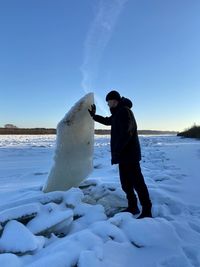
[0,134,200,266]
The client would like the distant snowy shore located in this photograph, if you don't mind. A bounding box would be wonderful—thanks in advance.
[0,135,200,267]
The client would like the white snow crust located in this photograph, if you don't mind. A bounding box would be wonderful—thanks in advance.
[0,134,200,266]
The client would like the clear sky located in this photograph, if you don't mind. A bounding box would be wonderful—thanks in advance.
[0,0,200,131]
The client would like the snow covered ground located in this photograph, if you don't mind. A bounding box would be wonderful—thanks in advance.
[0,134,200,267]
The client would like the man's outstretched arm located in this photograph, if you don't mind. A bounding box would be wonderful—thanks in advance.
[88,104,112,125]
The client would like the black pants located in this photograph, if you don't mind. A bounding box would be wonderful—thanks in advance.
[119,161,151,209]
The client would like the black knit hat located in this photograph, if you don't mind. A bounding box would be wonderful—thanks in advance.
[106,90,121,101]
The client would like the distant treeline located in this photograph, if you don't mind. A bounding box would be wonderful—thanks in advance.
[95,129,177,135]
[177,125,200,139]
[0,128,56,135]
[0,127,177,135]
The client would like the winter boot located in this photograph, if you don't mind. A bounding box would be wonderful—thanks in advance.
[137,205,152,219]
[121,206,140,215]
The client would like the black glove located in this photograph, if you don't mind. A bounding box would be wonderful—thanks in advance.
[88,104,96,118]
[111,153,120,165]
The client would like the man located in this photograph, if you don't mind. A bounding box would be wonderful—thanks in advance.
[88,90,152,219]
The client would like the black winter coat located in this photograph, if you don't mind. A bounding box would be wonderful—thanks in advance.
[93,97,141,164]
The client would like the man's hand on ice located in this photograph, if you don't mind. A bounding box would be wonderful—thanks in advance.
[88,104,96,118]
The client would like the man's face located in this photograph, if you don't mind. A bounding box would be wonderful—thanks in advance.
[107,99,119,108]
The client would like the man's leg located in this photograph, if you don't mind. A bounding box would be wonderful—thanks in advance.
[119,163,139,214]
[131,162,152,218]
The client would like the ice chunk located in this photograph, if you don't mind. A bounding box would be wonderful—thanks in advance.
[0,203,40,226]
[63,187,84,208]
[0,191,64,212]
[43,93,94,192]
[0,220,45,254]
[69,203,106,234]
[27,207,73,235]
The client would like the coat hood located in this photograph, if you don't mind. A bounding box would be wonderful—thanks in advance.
[120,97,133,109]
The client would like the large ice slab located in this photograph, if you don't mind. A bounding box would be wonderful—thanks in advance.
[0,220,45,254]
[43,93,94,192]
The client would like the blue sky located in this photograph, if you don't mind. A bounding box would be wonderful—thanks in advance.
[0,0,199,131]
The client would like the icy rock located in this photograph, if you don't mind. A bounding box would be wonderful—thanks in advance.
[28,230,103,267]
[0,203,40,226]
[97,192,127,217]
[79,179,98,189]
[69,203,106,234]
[43,93,94,192]
[73,203,106,224]
[0,191,64,213]
[38,191,64,205]
[63,188,84,209]
[0,220,45,254]
[27,208,73,235]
